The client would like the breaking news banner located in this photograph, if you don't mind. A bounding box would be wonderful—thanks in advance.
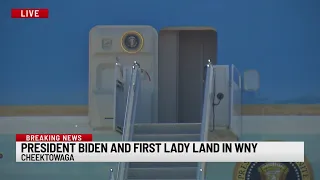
[15,134,304,163]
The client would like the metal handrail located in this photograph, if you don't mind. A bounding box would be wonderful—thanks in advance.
[197,60,215,180]
[116,61,142,180]
[114,61,125,132]
[109,168,115,180]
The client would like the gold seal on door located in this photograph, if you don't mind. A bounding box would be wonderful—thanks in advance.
[121,31,144,53]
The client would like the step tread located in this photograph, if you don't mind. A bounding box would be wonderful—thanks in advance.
[133,133,200,137]
[132,134,200,141]
[209,130,238,141]
[129,162,197,168]
[134,123,201,135]
[134,123,201,126]
[127,167,198,179]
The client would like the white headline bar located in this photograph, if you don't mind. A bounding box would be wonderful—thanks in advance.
[16,141,304,162]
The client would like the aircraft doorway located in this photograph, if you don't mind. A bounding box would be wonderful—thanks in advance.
[158,27,217,123]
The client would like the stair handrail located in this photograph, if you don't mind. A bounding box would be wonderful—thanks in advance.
[116,61,142,180]
[197,60,215,180]
[109,168,115,180]
[114,61,125,132]
[115,61,124,90]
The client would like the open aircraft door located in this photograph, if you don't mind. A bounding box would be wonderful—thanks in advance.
[88,25,158,129]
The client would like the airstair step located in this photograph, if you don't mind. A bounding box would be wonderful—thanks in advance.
[134,123,201,135]
[132,134,200,141]
[209,129,238,141]
[127,167,198,179]
[129,162,197,168]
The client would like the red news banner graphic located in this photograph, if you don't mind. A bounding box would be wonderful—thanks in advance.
[16,134,92,162]
[11,9,49,18]
[16,134,92,142]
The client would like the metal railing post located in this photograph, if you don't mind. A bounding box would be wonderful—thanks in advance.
[197,59,215,180]
[116,61,141,180]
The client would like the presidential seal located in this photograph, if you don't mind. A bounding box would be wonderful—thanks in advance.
[233,160,313,180]
[121,31,144,53]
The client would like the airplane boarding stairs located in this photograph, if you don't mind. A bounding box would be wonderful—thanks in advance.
[111,61,238,180]
[127,123,201,180]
